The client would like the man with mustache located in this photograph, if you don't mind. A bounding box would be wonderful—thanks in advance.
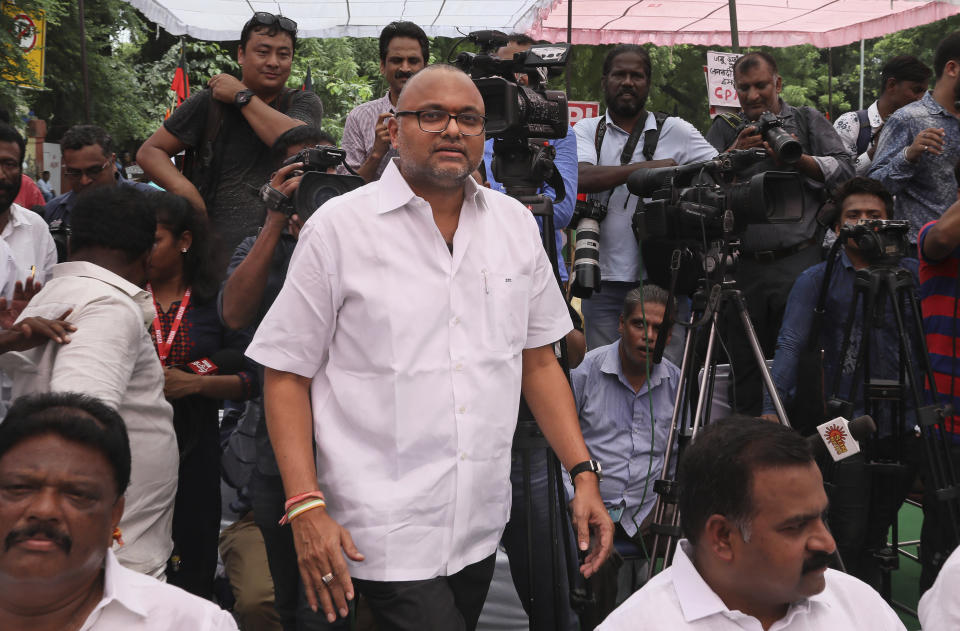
[870,31,960,249]
[341,21,428,183]
[704,52,854,417]
[574,45,717,354]
[246,64,613,629]
[0,391,237,630]
[568,283,680,628]
[598,415,906,631]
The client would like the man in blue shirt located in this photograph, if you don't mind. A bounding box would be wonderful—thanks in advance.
[869,31,960,248]
[764,176,920,588]
[481,34,577,283]
[570,283,681,627]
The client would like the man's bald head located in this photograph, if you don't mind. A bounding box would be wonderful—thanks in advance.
[397,64,484,113]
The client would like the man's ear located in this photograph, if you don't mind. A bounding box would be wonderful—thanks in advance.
[388,117,400,150]
[617,314,625,337]
[703,514,737,563]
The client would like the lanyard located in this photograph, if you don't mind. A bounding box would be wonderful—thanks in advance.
[148,283,192,365]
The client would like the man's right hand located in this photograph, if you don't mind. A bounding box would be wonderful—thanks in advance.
[371,112,395,160]
[905,127,946,162]
[290,507,365,623]
[727,125,763,152]
[638,158,677,169]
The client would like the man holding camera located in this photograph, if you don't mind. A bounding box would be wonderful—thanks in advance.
[763,176,920,588]
[246,64,612,630]
[137,12,323,260]
[870,32,960,249]
[574,45,716,351]
[704,51,854,415]
[341,21,428,183]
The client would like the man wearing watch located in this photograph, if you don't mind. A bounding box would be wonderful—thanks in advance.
[568,283,681,628]
[137,12,323,262]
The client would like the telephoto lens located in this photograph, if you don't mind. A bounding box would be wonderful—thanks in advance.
[570,197,607,298]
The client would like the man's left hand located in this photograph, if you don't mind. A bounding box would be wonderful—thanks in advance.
[0,309,75,352]
[570,475,614,578]
[209,74,247,104]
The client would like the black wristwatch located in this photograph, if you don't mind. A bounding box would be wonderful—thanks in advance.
[234,89,255,108]
[569,459,602,483]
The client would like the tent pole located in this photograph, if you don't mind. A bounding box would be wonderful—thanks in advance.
[828,47,833,120]
[78,0,92,123]
[857,37,863,110]
[728,0,740,52]
[566,0,573,96]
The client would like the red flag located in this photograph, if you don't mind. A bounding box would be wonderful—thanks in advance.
[170,66,190,107]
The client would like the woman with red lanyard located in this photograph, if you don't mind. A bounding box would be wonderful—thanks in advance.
[145,192,257,598]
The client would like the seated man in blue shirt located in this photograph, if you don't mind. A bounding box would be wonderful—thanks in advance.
[570,283,681,628]
[764,176,921,588]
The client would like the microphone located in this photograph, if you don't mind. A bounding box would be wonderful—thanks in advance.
[176,349,245,376]
[807,415,877,462]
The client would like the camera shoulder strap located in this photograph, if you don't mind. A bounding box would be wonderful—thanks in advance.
[594,110,648,166]
[641,111,669,161]
[855,109,872,155]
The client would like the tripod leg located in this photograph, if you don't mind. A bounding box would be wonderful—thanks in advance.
[731,291,791,427]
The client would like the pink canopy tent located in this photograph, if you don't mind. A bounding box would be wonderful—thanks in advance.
[530,0,960,49]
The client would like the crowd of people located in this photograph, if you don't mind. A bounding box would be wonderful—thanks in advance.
[4,10,960,631]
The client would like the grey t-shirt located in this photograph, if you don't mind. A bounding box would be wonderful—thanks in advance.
[164,88,323,258]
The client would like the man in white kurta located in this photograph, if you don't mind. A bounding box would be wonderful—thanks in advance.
[246,64,612,629]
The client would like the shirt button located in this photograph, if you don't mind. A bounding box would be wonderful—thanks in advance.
[455,362,463,371]
[458,406,466,414]
[451,316,461,326]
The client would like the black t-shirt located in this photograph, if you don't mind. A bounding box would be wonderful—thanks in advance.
[164,88,323,258]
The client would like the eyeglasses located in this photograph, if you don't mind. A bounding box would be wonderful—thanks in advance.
[251,12,297,34]
[395,110,486,136]
[64,159,111,180]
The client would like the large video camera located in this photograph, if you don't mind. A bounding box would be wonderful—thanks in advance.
[453,31,570,141]
[627,149,804,243]
[276,145,364,220]
[739,112,803,165]
[837,219,910,267]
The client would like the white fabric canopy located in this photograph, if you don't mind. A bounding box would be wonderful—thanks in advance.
[125,0,960,48]
[124,0,559,41]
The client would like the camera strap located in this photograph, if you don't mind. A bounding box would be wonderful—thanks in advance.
[594,110,666,166]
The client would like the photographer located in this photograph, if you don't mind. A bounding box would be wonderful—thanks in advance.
[704,51,854,415]
[574,45,716,351]
[763,177,920,587]
[219,125,343,630]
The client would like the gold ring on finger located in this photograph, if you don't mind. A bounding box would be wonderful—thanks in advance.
[321,572,335,585]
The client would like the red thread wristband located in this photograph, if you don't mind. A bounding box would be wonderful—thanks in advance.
[284,490,325,513]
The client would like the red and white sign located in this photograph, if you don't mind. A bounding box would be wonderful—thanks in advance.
[705,51,742,109]
[568,101,599,126]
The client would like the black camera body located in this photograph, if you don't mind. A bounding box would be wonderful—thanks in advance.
[840,219,910,266]
[454,33,570,140]
[741,112,803,165]
[278,145,364,220]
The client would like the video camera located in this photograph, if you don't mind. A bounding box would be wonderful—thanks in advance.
[627,149,804,243]
[837,219,910,267]
[275,145,364,220]
[453,31,570,141]
[739,112,803,165]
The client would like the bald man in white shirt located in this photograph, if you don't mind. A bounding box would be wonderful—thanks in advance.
[246,64,613,630]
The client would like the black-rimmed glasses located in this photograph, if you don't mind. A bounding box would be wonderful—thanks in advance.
[64,159,111,180]
[251,12,297,34]
[395,110,486,136]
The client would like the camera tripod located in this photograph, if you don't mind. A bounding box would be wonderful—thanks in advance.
[643,236,793,580]
[496,138,583,631]
[823,246,960,609]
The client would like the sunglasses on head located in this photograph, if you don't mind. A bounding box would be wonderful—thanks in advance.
[251,12,297,34]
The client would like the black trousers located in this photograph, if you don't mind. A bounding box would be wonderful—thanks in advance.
[353,554,496,631]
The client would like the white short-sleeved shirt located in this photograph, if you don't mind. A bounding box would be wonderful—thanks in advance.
[78,549,238,630]
[0,262,177,578]
[919,545,960,630]
[598,540,906,631]
[2,203,57,282]
[246,159,572,581]
[574,112,717,282]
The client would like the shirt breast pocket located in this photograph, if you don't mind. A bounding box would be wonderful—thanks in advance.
[481,270,530,354]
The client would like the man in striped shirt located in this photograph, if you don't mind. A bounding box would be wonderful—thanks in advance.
[917,188,960,592]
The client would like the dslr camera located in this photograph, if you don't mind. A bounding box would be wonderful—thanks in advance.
[838,219,910,266]
[260,145,364,221]
[740,112,803,165]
